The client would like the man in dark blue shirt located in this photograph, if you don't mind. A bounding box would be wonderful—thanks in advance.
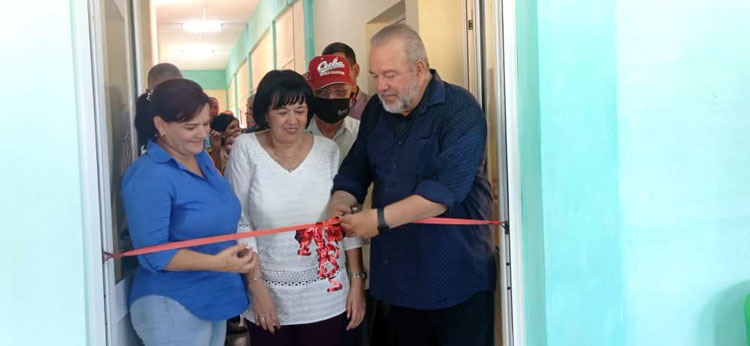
[330,24,496,346]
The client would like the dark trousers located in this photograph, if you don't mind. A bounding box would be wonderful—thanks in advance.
[248,312,347,346]
[370,297,397,346]
[389,291,494,346]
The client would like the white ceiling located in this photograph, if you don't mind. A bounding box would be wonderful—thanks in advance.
[155,0,259,70]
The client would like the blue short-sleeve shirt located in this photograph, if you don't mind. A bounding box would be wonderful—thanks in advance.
[121,140,249,320]
[333,71,497,309]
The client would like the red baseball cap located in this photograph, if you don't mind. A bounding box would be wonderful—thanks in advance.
[307,54,355,90]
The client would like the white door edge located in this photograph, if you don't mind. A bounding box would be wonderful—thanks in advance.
[72,0,107,345]
[497,0,527,345]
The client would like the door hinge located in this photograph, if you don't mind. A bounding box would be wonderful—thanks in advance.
[468,19,474,30]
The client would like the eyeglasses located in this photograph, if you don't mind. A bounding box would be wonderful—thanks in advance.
[314,86,351,99]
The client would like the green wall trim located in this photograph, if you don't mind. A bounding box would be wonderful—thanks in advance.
[233,71,239,113]
[181,69,226,90]
[272,20,278,69]
[303,0,315,62]
[224,0,315,86]
[247,57,254,95]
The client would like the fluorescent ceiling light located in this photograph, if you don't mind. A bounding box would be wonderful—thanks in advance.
[182,20,222,33]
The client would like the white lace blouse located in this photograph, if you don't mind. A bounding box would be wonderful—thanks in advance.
[224,132,362,325]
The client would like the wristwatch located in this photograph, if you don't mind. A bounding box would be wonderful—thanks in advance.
[377,208,390,236]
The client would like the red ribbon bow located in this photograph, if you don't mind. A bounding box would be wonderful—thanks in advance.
[295,220,345,292]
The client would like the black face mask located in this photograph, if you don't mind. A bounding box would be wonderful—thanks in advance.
[313,97,350,124]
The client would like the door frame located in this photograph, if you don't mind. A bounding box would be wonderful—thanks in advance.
[72,0,528,344]
[76,0,141,344]
[470,0,526,344]
[72,0,108,344]
[495,0,527,345]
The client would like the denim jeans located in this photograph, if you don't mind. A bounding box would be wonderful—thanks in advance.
[130,295,227,346]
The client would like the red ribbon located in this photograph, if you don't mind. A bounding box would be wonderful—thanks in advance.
[295,222,345,292]
[103,217,506,289]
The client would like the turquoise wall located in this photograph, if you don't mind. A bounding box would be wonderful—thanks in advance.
[181,69,227,90]
[515,0,547,343]
[617,0,750,344]
[517,0,750,344]
[537,0,624,343]
[0,2,88,345]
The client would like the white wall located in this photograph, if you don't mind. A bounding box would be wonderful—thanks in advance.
[314,0,468,94]
[314,0,411,94]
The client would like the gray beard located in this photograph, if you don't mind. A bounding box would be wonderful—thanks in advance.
[378,78,422,114]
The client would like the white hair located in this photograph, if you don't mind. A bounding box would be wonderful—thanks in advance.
[371,23,429,69]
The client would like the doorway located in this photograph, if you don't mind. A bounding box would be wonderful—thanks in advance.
[81,0,524,345]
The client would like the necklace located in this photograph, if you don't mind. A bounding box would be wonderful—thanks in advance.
[260,133,310,172]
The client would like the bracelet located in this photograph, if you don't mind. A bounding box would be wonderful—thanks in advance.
[351,272,367,280]
[247,276,263,285]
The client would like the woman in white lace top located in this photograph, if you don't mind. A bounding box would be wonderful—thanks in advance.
[224,70,365,346]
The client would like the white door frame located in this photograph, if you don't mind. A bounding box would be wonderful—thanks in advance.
[72,0,108,344]
[76,0,140,344]
[86,0,119,342]
[470,0,526,343]
[71,0,527,344]
[496,0,526,345]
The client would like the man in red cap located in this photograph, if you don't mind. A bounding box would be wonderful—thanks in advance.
[306,54,361,165]
[321,42,371,120]
[306,54,368,343]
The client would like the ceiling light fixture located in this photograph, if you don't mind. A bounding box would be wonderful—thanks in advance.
[182,20,222,33]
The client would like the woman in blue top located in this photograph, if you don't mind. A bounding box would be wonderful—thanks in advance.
[122,78,257,346]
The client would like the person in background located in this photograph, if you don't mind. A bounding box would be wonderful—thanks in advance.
[329,24,496,346]
[224,70,365,346]
[209,114,242,174]
[242,94,261,133]
[124,78,256,346]
[204,97,222,149]
[306,54,360,165]
[146,62,183,93]
[209,97,221,119]
[321,42,370,120]
[307,54,376,346]
[125,62,184,169]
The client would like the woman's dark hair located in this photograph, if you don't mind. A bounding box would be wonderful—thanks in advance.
[210,114,237,132]
[134,78,210,149]
[252,70,313,129]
